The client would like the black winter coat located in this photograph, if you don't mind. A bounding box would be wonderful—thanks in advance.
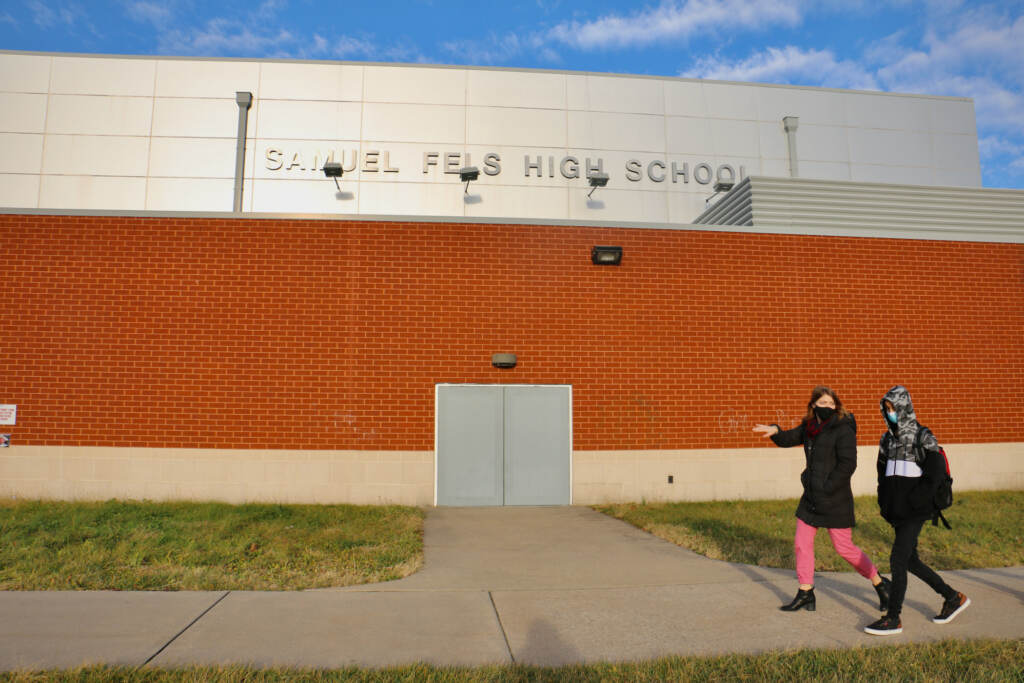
[771,414,858,528]
[877,427,946,525]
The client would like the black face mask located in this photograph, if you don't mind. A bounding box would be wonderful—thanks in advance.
[813,406,836,422]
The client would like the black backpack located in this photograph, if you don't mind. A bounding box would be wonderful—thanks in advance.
[914,426,953,529]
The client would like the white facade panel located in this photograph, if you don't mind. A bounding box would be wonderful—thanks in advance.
[356,181,466,216]
[568,111,665,152]
[757,121,789,160]
[798,160,853,181]
[850,164,929,185]
[566,74,587,111]
[150,137,244,178]
[38,175,146,209]
[666,117,715,156]
[932,133,981,170]
[259,62,362,102]
[582,75,665,115]
[256,100,362,141]
[152,98,238,138]
[251,178,360,214]
[931,165,982,187]
[463,184,569,220]
[0,54,51,93]
[797,124,850,163]
[0,174,40,208]
[930,99,977,135]
[664,81,707,118]
[146,178,236,211]
[849,129,931,167]
[362,102,465,144]
[710,119,760,159]
[467,70,565,109]
[363,66,465,105]
[46,95,152,136]
[0,93,48,133]
[703,83,758,121]
[42,135,150,176]
[567,187,668,222]
[844,92,935,132]
[50,57,156,97]
[155,60,259,98]
[0,134,44,173]
[468,106,567,148]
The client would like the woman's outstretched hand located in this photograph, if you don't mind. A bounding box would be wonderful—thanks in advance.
[753,424,779,438]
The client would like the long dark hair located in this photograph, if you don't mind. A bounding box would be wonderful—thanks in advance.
[804,385,850,423]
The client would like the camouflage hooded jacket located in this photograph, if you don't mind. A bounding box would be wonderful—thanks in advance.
[876,385,945,524]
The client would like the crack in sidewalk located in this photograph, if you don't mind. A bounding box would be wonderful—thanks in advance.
[138,591,232,668]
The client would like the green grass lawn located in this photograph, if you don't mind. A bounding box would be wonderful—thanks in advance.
[0,500,424,591]
[1,639,1021,682]
[595,490,1024,571]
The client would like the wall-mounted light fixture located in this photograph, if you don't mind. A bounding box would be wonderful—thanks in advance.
[591,245,623,265]
[492,353,517,369]
[587,171,609,198]
[460,166,479,194]
[323,161,343,190]
[705,179,735,208]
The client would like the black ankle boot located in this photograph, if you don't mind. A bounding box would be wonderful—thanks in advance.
[780,587,815,612]
[874,576,892,612]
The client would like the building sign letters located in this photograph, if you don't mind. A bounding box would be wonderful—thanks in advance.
[264,148,744,187]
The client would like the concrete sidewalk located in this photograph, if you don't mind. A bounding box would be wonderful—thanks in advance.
[2,506,1022,670]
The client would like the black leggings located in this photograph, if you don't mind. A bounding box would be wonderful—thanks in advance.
[888,518,956,618]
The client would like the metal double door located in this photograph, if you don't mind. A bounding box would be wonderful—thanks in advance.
[435,384,571,506]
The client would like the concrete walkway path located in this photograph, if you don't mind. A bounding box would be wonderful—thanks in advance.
[2,506,1022,670]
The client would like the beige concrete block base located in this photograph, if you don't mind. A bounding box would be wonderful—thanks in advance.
[572,442,1024,504]
[0,443,1020,506]
[0,446,435,505]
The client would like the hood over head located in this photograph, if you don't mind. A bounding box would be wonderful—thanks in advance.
[881,385,922,463]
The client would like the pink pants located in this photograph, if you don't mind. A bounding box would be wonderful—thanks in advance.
[794,518,878,586]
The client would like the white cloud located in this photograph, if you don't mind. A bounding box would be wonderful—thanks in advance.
[682,46,879,90]
[442,32,548,65]
[27,0,58,28]
[124,0,171,27]
[547,0,804,50]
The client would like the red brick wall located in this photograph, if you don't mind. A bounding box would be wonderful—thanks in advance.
[3,213,1022,450]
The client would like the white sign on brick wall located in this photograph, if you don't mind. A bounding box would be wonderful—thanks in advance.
[0,405,16,425]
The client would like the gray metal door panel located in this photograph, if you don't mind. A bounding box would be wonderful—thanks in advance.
[436,385,504,506]
[503,386,571,506]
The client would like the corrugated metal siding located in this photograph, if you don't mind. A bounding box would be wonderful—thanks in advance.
[694,176,1024,243]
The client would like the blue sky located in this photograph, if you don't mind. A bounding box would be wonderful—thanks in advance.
[2,0,1022,188]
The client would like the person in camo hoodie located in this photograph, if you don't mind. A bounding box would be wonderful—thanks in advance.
[864,385,970,636]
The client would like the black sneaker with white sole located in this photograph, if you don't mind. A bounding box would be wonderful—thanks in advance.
[864,615,903,635]
[933,592,971,624]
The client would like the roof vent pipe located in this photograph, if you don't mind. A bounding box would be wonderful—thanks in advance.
[233,91,253,212]
[782,116,799,178]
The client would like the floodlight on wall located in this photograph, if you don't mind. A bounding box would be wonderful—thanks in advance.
[587,171,609,198]
[705,179,735,208]
[591,245,623,266]
[323,161,343,190]
[460,166,479,194]
[492,353,517,369]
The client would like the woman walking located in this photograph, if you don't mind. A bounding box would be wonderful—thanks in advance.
[864,385,970,635]
[754,386,890,613]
